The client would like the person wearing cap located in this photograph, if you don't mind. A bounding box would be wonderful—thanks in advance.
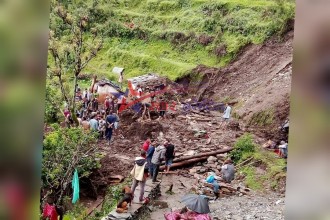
[130,150,149,203]
[220,159,235,183]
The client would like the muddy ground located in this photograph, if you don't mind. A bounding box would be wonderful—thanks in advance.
[83,30,293,218]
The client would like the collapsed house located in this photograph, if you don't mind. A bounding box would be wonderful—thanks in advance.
[91,76,122,103]
[127,73,168,97]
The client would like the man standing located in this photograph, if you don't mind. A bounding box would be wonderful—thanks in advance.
[92,97,98,112]
[130,150,149,203]
[164,141,175,174]
[146,141,156,178]
[105,111,117,144]
[89,115,99,132]
[98,116,106,139]
[141,90,151,120]
[221,103,232,128]
[151,141,166,183]
[158,98,167,119]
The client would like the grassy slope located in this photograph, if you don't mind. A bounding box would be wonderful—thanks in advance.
[82,0,295,82]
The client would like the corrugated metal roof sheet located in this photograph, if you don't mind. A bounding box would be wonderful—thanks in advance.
[127,73,166,88]
[96,78,121,91]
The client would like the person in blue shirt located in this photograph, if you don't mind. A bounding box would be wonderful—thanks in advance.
[146,141,156,178]
[105,110,117,144]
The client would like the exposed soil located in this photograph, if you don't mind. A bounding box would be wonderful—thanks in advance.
[81,31,293,218]
[181,31,294,141]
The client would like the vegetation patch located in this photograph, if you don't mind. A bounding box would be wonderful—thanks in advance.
[50,0,295,83]
[248,108,275,127]
[231,134,286,191]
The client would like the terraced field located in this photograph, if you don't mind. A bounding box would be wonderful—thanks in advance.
[79,0,295,80]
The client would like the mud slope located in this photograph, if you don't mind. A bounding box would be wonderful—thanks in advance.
[188,31,293,139]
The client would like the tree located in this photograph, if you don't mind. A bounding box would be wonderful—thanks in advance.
[47,1,103,125]
[42,124,101,205]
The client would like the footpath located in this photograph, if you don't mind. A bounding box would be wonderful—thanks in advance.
[101,179,161,220]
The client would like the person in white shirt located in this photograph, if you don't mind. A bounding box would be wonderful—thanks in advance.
[221,103,232,128]
[137,85,142,98]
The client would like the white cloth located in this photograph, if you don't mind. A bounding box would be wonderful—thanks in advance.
[223,106,231,119]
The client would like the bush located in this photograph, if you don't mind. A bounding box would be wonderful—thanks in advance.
[42,125,101,204]
[229,134,257,163]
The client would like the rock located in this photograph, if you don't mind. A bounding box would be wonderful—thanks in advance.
[207,156,218,163]
[189,168,198,175]
[194,173,202,179]
[198,168,207,173]
[216,165,221,170]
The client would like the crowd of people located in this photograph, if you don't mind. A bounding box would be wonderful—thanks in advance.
[128,137,236,204]
[63,87,124,143]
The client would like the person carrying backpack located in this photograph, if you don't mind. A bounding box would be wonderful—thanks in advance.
[130,150,149,203]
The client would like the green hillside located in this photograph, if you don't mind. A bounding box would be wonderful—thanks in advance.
[52,0,295,82]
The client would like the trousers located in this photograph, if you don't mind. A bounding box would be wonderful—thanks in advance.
[131,178,146,201]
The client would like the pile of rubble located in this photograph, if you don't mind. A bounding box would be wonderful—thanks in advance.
[190,172,251,199]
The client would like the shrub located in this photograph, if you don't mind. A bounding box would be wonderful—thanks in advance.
[229,134,256,163]
[42,125,101,204]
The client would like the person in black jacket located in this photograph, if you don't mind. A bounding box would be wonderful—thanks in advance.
[164,141,175,174]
